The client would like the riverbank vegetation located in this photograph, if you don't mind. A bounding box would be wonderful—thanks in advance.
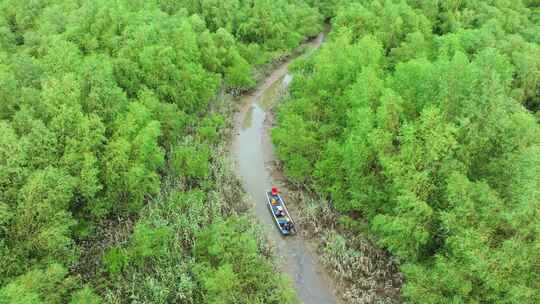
[0,0,324,302]
[274,0,540,303]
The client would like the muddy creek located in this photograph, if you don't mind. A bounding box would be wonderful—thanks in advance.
[231,31,338,304]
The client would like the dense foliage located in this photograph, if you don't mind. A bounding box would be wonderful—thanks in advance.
[274,0,540,302]
[0,0,323,302]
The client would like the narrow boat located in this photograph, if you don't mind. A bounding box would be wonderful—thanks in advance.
[266,187,296,235]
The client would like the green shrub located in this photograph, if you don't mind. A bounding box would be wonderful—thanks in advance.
[103,247,129,276]
[69,286,101,304]
[128,222,172,265]
[171,144,211,182]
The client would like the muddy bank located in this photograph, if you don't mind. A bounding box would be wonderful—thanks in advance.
[231,32,340,304]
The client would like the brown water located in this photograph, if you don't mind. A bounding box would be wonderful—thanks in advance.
[232,32,338,304]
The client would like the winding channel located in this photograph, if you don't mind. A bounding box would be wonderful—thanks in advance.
[231,31,339,304]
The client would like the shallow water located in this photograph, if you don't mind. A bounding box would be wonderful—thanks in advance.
[231,32,338,304]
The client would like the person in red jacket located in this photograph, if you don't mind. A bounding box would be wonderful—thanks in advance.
[271,186,279,197]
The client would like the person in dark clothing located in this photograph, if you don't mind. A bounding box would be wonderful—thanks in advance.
[275,206,284,217]
[283,221,294,232]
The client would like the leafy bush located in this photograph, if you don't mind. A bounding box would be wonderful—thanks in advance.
[171,143,211,183]
[103,247,129,276]
[193,218,299,304]
[69,286,101,304]
[128,222,171,266]
[0,263,78,304]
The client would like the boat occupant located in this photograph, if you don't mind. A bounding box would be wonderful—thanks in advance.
[271,186,279,197]
[283,220,294,232]
[275,206,284,217]
[271,187,280,205]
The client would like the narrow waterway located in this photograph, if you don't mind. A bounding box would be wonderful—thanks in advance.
[232,32,338,304]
